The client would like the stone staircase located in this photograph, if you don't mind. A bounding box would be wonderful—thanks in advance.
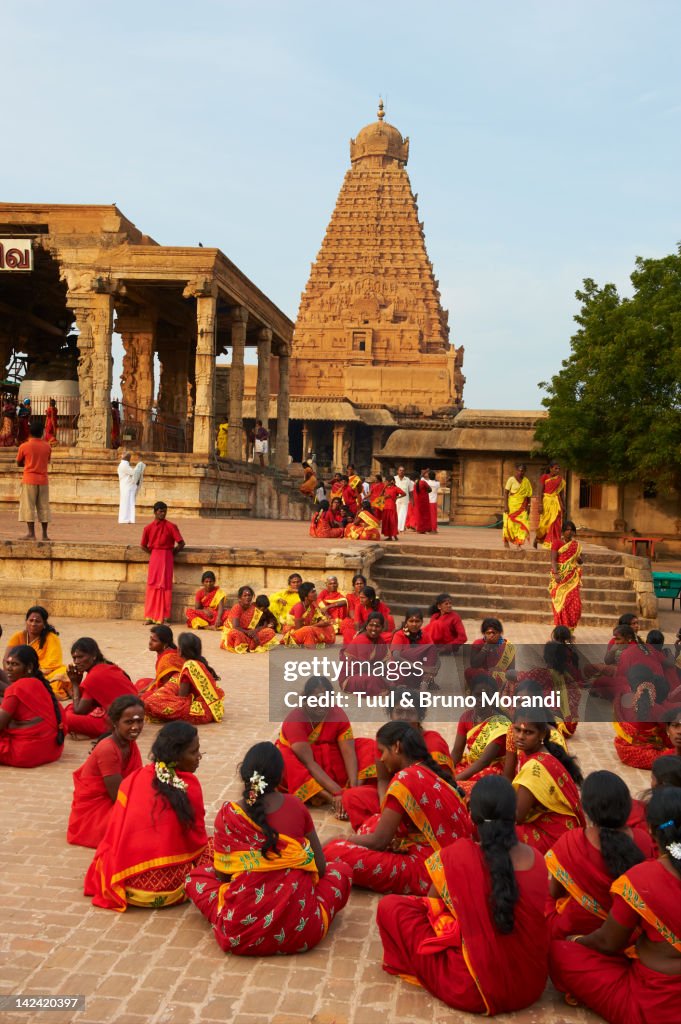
[370,542,652,628]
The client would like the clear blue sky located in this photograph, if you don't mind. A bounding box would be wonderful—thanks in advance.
[4,1,680,408]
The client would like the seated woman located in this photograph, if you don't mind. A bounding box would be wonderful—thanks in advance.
[0,645,65,767]
[143,632,224,724]
[67,695,144,847]
[186,741,352,953]
[464,616,514,683]
[184,571,227,629]
[452,676,510,795]
[282,582,336,649]
[344,686,453,830]
[646,629,681,696]
[546,770,655,941]
[317,575,349,635]
[377,776,550,1016]
[504,639,582,734]
[63,638,137,739]
[339,613,393,696]
[390,608,438,686]
[549,787,681,1024]
[84,722,211,911]
[134,625,184,696]
[340,585,395,645]
[613,665,671,769]
[512,711,584,853]
[344,500,381,540]
[276,676,366,808]
[7,606,69,699]
[220,586,279,653]
[423,594,467,654]
[628,753,681,832]
[590,625,670,701]
[663,707,681,757]
[268,572,303,630]
[309,499,345,538]
[324,722,471,895]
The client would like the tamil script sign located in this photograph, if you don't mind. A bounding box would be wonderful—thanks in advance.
[0,239,33,271]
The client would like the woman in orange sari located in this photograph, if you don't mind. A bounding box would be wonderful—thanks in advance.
[549,787,681,1024]
[0,645,65,768]
[299,461,317,500]
[184,571,228,629]
[534,460,565,548]
[309,499,345,538]
[44,399,58,445]
[344,500,381,540]
[282,582,336,648]
[317,575,349,634]
[220,586,279,653]
[546,770,654,941]
[67,695,144,847]
[512,712,584,852]
[324,722,471,894]
[377,776,550,1015]
[369,474,386,522]
[550,521,583,630]
[134,625,184,696]
[142,633,224,724]
[186,741,352,954]
[84,722,211,911]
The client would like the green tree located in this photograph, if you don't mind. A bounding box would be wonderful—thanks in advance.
[535,245,681,494]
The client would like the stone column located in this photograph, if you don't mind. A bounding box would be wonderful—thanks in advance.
[301,423,309,462]
[227,306,248,459]
[116,312,156,450]
[332,424,345,471]
[274,348,290,471]
[255,327,272,430]
[68,288,114,449]
[192,293,217,455]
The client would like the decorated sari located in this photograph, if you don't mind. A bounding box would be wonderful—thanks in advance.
[344,508,381,541]
[536,472,565,548]
[369,482,386,520]
[185,586,228,629]
[0,401,16,446]
[545,827,656,940]
[84,765,210,911]
[220,603,278,653]
[455,714,508,795]
[282,601,335,648]
[324,763,471,894]
[186,800,352,955]
[464,637,515,686]
[268,587,302,629]
[550,539,583,629]
[613,717,670,770]
[142,659,224,724]
[0,676,64,768]
[513,749,585,852]
[317,589,349,634]
[67,737,142,847]
[549,859,681,1024]
[134,647,185,696]
[7,629,69,699]
[309,509,344,538]
[503,475,532,546]
[378,839,549,1014]
[276,708,361,802]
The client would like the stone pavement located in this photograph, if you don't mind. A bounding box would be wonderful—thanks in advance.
[0,608,673,1024]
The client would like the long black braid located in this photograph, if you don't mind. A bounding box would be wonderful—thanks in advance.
[239,742,285,857]
[150,722,197,828]
[582,771,645,878]
[470,776,519,933]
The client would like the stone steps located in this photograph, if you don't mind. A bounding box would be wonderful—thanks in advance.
[375,565,632,592]
[1,581,198,621]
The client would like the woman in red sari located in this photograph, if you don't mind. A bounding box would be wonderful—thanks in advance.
[324,722,471,895]
[550,521,583,630]
[0,645,65,768]
[534,460,565,548]
[344,500,381,540]
[512,712,584,852]
[381,481,405,541]
[187,741,352,954]
[282,582,336,648]
[63,638,136,739]
[84,722,210,911]
[465,617,515,686]
[143,633,223,724]
[140,501,185,625]
[309,499,345,538]
[317,575,349,635]
[134,625,185,697]
[43,399,58,445]
[546,770,654,940]
[340,585,395,645]
[424,594,467,655]
[503,639,582,732]
[220,585,279,653]
[67,695,144,847]
[369,474,386,522]
[339,613,392,696]
[613,666,671,769]
[549,787,681,1024]
[344,573,366,625]
[413,470,432,533]
[184,571,227,629]
[452,676,510,795]
[377,775,550,1015]
[390,608,439,688]
[0,398,17,447]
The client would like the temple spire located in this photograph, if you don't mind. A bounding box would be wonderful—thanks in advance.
[377,98,385,121]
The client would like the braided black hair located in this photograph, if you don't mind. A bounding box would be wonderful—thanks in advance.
[581,771,645,878]
[470,776,519,934]
[177,632,220,681]
[647,787,681,878]
[239,741,284,857]
[6,645,64,747]
[150,722,197,827]
[376,721,460,792]
[626,665,669,721]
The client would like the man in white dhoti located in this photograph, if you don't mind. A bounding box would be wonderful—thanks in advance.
[118,452,145,524]
[394,465,413,532]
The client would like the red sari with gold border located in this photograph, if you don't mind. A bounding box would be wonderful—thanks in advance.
[142,659,224,724]
[134,648,184,696]
[67,737,142,848]
[513,749,585,853]
[220,603,278,653]
[275,708,367,802]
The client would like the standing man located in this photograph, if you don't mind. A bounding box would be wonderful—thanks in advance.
[140,501,185,625]
[254,420,269,467]
[503,463,533,548]
[17,421,52,541]
[118,451,146,524]
[394,465,413,533]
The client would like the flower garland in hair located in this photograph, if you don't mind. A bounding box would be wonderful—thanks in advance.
[659,819,681,860]
[155,760,188,792]
[632,682,656,714]
[246,770,268,805]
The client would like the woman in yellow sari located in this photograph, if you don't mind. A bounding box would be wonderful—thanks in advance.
[503,463,533,548]
[142,633,224,724]
[534,461,566,548]
[7,606,69,699]
[465,618,516,688]
[268,572,303,629]
[452,676,510,795]
[550,521,583,631]
[344,501,381,540]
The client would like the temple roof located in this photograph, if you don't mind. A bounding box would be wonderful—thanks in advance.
[350,100,409,167]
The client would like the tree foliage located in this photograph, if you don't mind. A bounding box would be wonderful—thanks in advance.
[535,245,681,494]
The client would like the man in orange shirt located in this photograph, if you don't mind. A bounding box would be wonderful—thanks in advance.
[17,421,52,540]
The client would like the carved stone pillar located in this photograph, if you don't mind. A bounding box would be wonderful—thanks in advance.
[116,312,156,449]
[192,294,217,455]
[255,327,272,430]
[274,348,290,471]
[332,424,345,472]
[157,326,191,423]
[68,289,114,449]
[301,423,309,461]
[227,306,248,459]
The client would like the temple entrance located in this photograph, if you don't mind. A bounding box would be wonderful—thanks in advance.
[288,420,304,463]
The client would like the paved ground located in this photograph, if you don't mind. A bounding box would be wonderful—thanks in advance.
[1,519,677,1024]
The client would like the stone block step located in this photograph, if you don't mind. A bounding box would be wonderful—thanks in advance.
[375,553,627,577]
[385,601,636,629]
[375,589,632,616]
[2,581,197,622]
[373,565,632,591]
